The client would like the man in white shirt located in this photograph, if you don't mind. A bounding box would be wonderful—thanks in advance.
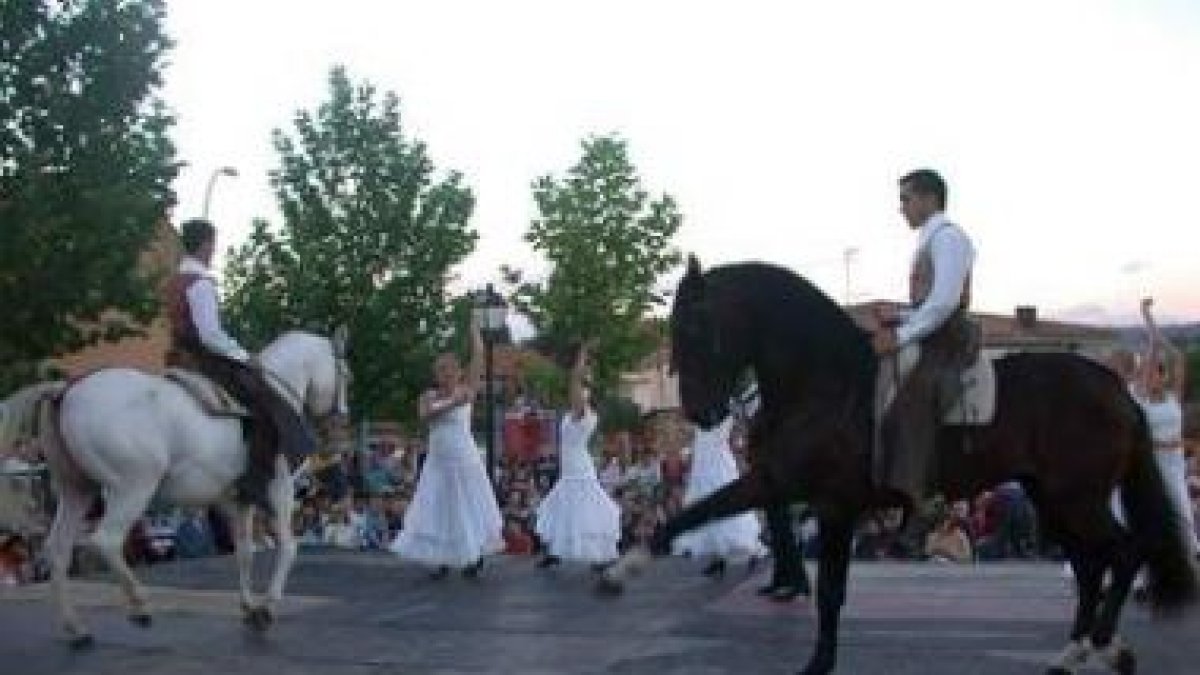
[166,219,315,512]
[870,170,978,508]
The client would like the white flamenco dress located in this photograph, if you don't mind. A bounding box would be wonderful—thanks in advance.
[674,416,767,560]
[534,410,621,563]
[390,402,504,567]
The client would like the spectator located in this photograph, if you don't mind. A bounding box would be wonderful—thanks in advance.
[0,533,32,586]
[358,496,389,550]
[294,501,324,545]
[925,513,973,563]
[323,505,360,549]
[503,518,535,555]
[659,444,688,493]
[175,509,216,559]
[598,455,625,493]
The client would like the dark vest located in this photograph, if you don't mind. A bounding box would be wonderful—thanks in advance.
[164,271,207,368]
[908,222,972,312]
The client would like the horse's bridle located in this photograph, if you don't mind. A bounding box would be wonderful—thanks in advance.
[259,336,351,444]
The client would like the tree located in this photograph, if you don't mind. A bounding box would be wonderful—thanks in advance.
[1186,347,1200,401]
[0,0,177,389]
[223,67,476,423]
[508,135,682,394]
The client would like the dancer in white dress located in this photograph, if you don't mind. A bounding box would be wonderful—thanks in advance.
[673,414,767,577]
[1132,298,1199,558]
[390,316,503,579]
[536,342,621,568]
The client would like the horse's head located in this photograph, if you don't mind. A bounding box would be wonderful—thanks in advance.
[261,328,352,449]
[321,325,352,421]
[670,255,748,430]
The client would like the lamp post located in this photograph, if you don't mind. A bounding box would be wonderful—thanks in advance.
[201,166,239,219]
[472,284,508,490]
[842,246,859,306]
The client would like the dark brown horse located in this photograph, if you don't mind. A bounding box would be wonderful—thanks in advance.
[599,258,1197,674]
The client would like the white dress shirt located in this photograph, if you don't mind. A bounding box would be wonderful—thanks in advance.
[179,257,250,362]
[895,212,975,347]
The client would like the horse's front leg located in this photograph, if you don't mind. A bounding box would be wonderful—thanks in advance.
[259,458,299,625]
[219,500,259,621]
[801,509,856,675]
[763,503,810,598]
[599,471,773,593]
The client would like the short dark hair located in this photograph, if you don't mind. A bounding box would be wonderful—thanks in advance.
[179,218,216,254]
[899,169,947,209]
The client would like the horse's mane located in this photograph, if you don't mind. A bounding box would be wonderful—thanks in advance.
[704,262,876,401]
[261,330,327,354]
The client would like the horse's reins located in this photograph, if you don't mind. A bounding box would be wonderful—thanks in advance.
[258,340,350,429]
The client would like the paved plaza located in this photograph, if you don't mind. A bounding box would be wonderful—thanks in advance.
[2,551,1197,674]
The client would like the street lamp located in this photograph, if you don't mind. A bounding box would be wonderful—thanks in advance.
[201,166,239,219]
[843,246,859,306]
[472,283,508,490]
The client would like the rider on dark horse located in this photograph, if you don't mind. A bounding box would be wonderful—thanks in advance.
[165,218,316,513]
[869,169,978,512]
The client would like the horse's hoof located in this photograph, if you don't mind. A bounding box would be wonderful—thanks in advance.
[69,634,95,650]
[243,606,272,632]
[129,612,152,628]
[595,577,625,597]
[462,559,484,579]
[701,559,727,579]
[1115,648,1136,675]
[771,586,807,603]
[798,661,833,675]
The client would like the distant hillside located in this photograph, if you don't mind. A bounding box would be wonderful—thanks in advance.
[1111,322,1200,346]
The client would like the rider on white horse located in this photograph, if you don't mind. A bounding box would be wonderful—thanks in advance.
[166,219,316,512]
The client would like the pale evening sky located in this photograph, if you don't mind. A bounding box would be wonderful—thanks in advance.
[164,0,1200,325]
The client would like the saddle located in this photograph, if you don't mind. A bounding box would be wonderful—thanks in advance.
[165,368,251,419]
[940,352,997,426]
[876,344,997,427]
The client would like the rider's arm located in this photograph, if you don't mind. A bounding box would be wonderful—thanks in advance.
[185,277,250,362]
[894,226,975,348]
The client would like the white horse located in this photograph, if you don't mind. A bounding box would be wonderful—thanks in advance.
[0,329,350,647]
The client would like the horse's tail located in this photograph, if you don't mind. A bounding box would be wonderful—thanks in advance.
[0,382,80,528]
[1,381,95,489]
[1120,404,1198,615]
[0,381,67,456]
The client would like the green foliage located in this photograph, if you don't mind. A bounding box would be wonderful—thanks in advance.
[223,67,476,422]
[506,135,682,395]
[595,393,643,433]
[1186,348,1199,401]
[521,357,568,409]
[0,0,177,390]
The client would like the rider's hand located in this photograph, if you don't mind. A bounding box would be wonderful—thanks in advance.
[871,327,899,356]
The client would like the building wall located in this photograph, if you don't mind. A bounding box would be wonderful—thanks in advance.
[618,345,679,413]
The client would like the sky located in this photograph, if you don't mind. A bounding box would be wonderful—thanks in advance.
[163,0,1200,325]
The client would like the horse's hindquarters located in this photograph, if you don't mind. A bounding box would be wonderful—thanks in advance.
[59,369,246,505]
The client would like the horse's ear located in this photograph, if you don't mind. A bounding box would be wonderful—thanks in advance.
[682,254,706,296]
[332,325,349,358]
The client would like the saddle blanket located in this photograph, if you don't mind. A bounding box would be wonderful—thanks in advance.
[165,368,251,419]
